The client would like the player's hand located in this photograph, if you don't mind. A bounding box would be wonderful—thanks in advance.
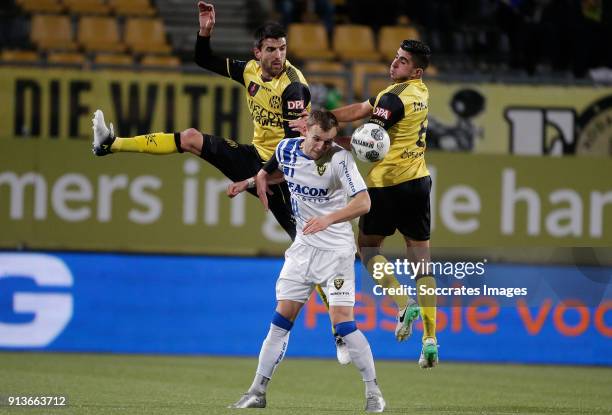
[255,171,273,211]
[288,110,309,136]
[198,1,215,37]
[302,216,332,235]
[226,180,248,198]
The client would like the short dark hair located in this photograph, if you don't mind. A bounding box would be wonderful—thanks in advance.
[400,39,431,70]
[253,22,286,49]
[306,110,339,132]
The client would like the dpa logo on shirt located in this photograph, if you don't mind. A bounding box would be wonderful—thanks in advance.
[373,106,391,120]
[287,100,304,110]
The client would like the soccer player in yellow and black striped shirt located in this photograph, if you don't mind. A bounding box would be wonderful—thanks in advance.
[330,40,439,368]
[92,2,310,239]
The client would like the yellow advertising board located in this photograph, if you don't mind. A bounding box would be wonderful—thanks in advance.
[0,67,254,143]
[3,68,612,157]
[1,140,610,254]
[425,80,612,156]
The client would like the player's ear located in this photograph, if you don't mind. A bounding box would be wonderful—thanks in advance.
[413,67,424,78]
[253,47,262,60]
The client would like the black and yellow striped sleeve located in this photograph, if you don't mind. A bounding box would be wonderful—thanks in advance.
[368,92,405,130]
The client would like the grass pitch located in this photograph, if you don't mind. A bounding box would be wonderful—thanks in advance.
[0,352,610,414]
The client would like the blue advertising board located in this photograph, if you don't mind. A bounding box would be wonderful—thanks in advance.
[0,252,610,365]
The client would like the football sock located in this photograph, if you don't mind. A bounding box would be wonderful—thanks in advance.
[335,321,379,394]
[417,275,437,342]
[248,374,269,396]
[365,379,381,395]
[250,312,293,394]
[367,254,408,310]
[111,132,179,154]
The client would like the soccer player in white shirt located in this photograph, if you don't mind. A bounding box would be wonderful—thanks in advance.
[227,110,385,412]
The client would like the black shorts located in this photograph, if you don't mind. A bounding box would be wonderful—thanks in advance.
[359,176,431,241]
[199,134,296,240]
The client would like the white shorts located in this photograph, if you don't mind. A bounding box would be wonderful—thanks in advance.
[276,242,356,307]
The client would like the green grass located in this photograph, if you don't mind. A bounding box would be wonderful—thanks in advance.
[0,352,611,414]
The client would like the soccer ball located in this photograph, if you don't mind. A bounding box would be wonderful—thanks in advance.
[350,123,390,162]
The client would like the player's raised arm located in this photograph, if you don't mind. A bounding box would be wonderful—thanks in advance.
[367,93,404,131]
[331,100,373,123]
[194,1,247,83]
[288,110,309,135]
[198,1,215,36]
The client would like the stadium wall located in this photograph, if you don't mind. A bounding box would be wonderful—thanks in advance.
[0,252,610,365]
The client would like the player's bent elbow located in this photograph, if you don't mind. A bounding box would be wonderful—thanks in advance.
[360,202,371,216]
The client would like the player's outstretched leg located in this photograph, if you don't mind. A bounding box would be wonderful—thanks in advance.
[395,297,420,342]
[229,311,293,409]
[91,109,181,156]
[92,110,115,156]
[335,321,386,413]
[416,274,438,368]
[419,337,439,369]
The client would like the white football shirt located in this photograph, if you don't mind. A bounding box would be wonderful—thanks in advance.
[275,138,367,249]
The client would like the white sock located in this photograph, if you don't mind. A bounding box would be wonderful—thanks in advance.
[343,330,380,394]
[248,323,290,394]
[248,373,269,395]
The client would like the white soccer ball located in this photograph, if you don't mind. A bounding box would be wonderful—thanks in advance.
[350,123,390,162]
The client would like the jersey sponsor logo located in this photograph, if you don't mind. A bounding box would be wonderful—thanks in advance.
[412,101,428,111]
[269,95,281,110]
[373,106,391,120]
[401,148,424,159]
[248,100,283,128]
[333,277,344,290]
[287,100,304,110]
[286,181,329,197]
[248,81,260,97]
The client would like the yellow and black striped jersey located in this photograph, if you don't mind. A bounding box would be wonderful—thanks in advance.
[195,35,311,161]
[366,78,429,188]
[238,60,311,160]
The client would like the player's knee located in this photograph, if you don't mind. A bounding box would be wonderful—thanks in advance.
[275,300,302,322]
[179,128,204,154]
[358,232,383,249]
